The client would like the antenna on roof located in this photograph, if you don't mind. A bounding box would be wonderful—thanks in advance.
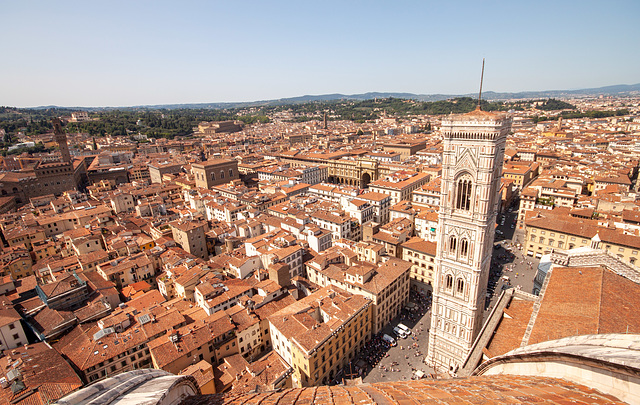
[477,58,485,111]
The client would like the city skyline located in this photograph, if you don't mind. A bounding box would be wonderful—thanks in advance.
[2,0,639,108]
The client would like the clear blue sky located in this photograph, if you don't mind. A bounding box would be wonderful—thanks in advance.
[2,0,639,107]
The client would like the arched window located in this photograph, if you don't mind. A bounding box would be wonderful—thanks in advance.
[460,239,469,257]
[449,236,457,254]
[220,170,225,179]
[211,172,216,180]
[456,278,464,294]
[445,275,453,290]
[229,168,234,177]
[455,176,473,210]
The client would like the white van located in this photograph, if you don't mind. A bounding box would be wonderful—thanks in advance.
[393,327,407,339]
[382,334,397,346]
[397,323,411,335]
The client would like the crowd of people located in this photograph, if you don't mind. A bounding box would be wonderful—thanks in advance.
[402,290,431,322]
[358,333,392,370]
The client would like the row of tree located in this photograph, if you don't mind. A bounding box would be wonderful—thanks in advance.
[532,109,629,123]
[0,97,625,141]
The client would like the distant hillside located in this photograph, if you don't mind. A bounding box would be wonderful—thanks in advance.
[479,83,640,100]
[30,83,640,110]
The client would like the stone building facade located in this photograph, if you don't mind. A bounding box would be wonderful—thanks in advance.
[192,159,239,189]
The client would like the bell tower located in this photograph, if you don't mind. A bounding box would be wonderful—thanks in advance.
[426,72,511,373]
[52,118,72,163]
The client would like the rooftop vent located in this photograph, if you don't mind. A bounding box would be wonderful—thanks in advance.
[93,327,115,341]
[137,313,153,325]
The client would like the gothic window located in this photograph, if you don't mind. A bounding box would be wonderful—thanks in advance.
[220,170,225,179]
[456,278,464,294]
[455,176,473,211]
[460,239,469,258]
[229,169,234,177]
[449,236,457,254]
[445,275,453,290]
[211,172,216,180]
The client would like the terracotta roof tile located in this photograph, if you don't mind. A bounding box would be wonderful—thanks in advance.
[183,375,627,404]
[529,266,640,345]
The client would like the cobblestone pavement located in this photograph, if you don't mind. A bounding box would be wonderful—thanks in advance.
[485,208,540,318]
[362,296,436,383]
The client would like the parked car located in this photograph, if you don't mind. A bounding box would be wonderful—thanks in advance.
[383,334,397,346]
[393,326,408,339]
[397,323,412,335]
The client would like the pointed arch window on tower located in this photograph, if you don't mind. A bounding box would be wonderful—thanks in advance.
[449,236,457,255]
[445,275,453,290]
[455,176,473,211]
[460,239,469,258]
[456,278,464,294]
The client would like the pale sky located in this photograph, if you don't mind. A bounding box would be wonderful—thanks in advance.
[2,0,639,107]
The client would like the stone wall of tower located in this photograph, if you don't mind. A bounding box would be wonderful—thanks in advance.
[427,109,511,374]
[52,118,72,163]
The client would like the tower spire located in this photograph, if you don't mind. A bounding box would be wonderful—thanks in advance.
[477,58,485,110]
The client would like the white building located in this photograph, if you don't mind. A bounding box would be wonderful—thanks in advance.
[427,107,511,373]
[0,307,27,350]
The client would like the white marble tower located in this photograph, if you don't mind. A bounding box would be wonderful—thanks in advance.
[427,106,511,373]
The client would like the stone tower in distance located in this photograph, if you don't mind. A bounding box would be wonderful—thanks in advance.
[52,118,72,163]
[426,104,511,373]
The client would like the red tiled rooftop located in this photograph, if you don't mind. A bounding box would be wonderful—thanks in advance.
[485,298,534,358]
[529,266,640,345]
[182,374,626,404]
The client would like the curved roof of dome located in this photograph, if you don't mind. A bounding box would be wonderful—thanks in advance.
[182,374,625,405]
[474,333,640,376]
[57,369,200,405]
